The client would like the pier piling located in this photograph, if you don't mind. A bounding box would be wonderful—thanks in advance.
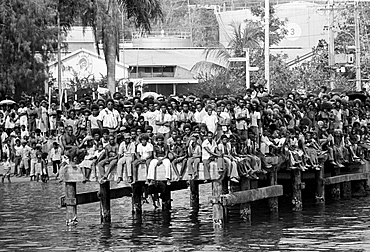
[190,180,199,208]
[292,169,303,211]
[315,167,325,203]
[211,179,226,226]
[132,183,142,216]
[162,184,172,211]
[65,182,77,225]
[240,177,251,221]
[268,168,279,213]
[99,181,111,223]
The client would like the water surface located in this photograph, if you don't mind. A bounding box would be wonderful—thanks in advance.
[1,181,370,251]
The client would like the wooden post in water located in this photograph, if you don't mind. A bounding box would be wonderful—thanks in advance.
[132,183,142,216]
[162,184,172,211]
[240,177,251,221]
[268,167,278,213]
[292,169,302,211]
[190,180,199,208]
[330,168,341,200]
[212,179,225,226]
[352,180,367,197]
[65,182,77,225]
[342,181,352,198]
[315,167,325,203]
[99,181,111,223]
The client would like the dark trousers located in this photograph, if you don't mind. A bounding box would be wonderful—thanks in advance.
[52,160,61,174]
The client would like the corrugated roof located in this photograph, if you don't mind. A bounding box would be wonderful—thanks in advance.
[121,49,207,71]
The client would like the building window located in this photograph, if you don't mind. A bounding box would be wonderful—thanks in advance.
[129,66,175,78]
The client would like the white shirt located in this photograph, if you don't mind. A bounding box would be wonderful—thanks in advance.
[136,143,153,159]
[89,114,102,129]
[144,110,159,133]
[99,108,121,129]
[250,111,261,127]
[49,147,62,161]
[202,114,218,134]
[235,106,249,130]
[156,112,172,134]
[201,139,217,160]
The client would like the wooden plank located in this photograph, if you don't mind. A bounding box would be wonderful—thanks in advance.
[60,180,189,208]
[60,186,132,208]
[220,185,283,206]
[324,173,369,185]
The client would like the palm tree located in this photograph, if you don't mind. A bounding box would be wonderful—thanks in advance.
[63,0,163,96]
[191,21,263,76]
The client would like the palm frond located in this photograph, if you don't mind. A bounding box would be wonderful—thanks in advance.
[118,0,163,32]
[191,60,228,75]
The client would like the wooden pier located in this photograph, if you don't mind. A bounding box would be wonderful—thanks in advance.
[59,160,369,226]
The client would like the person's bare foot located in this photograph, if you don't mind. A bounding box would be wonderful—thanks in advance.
[117,177,123,184]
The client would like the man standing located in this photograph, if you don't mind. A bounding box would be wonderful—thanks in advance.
[98,99,120,135]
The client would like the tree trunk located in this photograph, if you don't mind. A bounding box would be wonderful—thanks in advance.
[103,0,118,97]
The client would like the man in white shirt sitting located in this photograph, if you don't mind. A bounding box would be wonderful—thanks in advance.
[131,134,153,183]
[201,131,220,182]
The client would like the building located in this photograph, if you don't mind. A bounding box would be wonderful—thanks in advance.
[48,48,128,93]
[215,1,329,61]
[49,26,204,96]
[121,48,205,96]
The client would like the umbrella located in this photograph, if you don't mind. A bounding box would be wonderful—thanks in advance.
[0,99,16,105]
[141,92,161,100]
[347,92,367,102]
[322,102,333,110]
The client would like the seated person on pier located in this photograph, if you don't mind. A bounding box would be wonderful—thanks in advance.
[78,136,96,183]
[147,134,172,185]
[169,135,187,180]
[187,133,202,180]
[132,134,153,183]
[61,125,78,158]
[117,133,136,184]
[217,134,239,183]
[202,131,220,182]
[304,131,321,170]
[97,134,119,183]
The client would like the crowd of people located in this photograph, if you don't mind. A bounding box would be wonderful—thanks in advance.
[0,85,368,187]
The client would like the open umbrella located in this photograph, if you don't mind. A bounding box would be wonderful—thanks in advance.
[0,99,16,105]
[347,91,367,102]
[141,92,160,100]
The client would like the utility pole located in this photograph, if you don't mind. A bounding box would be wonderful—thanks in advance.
[265,0,270,93]
[187,0,193,46]
[355,0,361,91]
[228,49,259,89]
[328,0,335,90]
[57,11,62,109]
[245,48,250,89]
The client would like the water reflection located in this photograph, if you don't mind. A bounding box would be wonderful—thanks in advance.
[1,181,370,251]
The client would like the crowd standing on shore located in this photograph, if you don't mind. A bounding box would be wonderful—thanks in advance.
[0,85,368,187]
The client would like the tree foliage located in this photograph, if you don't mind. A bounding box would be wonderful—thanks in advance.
[158,0,219,47]
[0,0,58,100]
[191,6,288,96]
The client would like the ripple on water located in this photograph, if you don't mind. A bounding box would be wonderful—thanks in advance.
[2,182,370,250]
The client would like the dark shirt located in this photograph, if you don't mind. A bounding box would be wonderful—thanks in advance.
[154,143,167,158]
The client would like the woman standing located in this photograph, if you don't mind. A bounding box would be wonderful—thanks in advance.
[40,101,49,136]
